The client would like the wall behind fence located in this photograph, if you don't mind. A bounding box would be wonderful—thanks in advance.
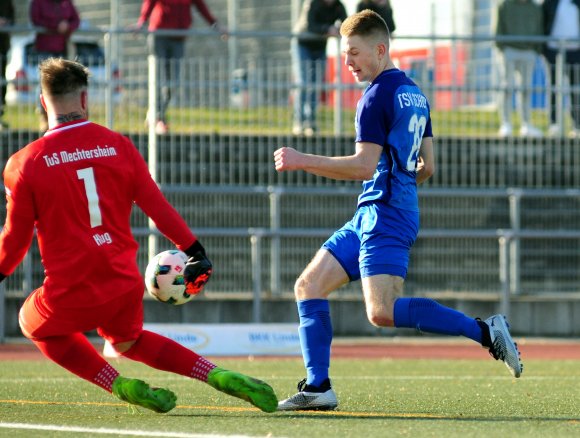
[2,1,580,338]
[1,131,578,301]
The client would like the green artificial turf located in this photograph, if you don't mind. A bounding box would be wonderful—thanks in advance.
[1,357,579,437]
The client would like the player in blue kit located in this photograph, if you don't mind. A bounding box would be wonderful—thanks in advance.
[273,10,523,411]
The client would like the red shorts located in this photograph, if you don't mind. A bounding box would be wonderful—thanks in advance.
[19,284,144,345]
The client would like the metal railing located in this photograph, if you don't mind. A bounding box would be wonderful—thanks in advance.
[3,27,580,139]
[1,27,580,339]
[1,186,577,332]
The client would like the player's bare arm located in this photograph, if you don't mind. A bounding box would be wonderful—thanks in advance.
[415,136,434,184]
[274,142,382,181]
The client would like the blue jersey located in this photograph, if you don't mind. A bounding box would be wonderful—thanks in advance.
[355,68,433,212]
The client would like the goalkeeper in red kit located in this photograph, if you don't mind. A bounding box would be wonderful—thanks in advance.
[0,58,277,413]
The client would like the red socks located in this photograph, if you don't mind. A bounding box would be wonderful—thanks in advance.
[32,333,119,392]
[32,330,217,395]
[121,330,216,382]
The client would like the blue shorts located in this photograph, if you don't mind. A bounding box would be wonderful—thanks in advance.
[322,203,419,281]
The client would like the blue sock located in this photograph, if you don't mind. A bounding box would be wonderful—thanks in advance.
[297,299,333,387]
[393,297,482,344]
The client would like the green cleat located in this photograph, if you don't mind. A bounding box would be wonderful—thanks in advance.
[112,376,177,413]
[207,367,278,413]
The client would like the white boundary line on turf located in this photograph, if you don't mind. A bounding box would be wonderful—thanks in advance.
[0,423,260,438]
[1,375,578,384]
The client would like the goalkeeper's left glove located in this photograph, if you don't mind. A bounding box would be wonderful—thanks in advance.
[183,240,213,295]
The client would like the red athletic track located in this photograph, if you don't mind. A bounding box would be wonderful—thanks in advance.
[1,338,580,360]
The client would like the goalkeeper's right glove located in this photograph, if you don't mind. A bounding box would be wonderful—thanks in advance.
[183,241,213,295]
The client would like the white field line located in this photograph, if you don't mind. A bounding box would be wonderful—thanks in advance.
[1,375,579,385]
[0,423,262,438]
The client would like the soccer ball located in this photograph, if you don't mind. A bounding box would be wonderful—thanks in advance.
[144,249,193,305]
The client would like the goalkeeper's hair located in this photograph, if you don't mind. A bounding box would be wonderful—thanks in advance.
[340,9,390,45]
[40,57,90,98]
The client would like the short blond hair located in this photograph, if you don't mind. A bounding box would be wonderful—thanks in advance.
[40,58,90,97]
[340,9,390,42]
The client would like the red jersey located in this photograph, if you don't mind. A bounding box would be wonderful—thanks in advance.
[0,120,196,308]
[137,0,217,31]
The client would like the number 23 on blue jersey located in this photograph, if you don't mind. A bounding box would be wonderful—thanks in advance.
[406,114,427,172]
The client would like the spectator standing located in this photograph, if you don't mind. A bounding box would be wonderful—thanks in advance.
[0,57,278,414]
[292,0,347,136]
[495,0,544,138]
[356,0,396,35]
[134,0,227,135]
[30,0,80,60]
[543,0,580,137]
[30,0,80,132]
[0,0,14,130]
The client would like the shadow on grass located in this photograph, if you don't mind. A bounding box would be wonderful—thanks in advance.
[166,409,580,423]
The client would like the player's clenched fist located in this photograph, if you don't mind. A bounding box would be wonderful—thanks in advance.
[274,146,304,172]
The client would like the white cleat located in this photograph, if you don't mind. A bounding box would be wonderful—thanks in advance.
[484,314,523,378]
[519,124,543,138]
[277,378,338,411]
[498,122,513,137]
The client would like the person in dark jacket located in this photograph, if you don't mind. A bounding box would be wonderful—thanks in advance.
[133,0,227,135]
[543,0,580,137]
[292,0,347,136]
[0,0,15,130]
[495,0,543,138]
[356,0,396,34]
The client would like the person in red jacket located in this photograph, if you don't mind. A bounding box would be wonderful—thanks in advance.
[30,0,80,132]
[30,0,79,57]
[0,57,277,414]
[133,0,227,134]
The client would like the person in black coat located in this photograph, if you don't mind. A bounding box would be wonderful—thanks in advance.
[291,0,347,136]
[356,0,396,34]
[542,0,580,137]
[0,0,14,129]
